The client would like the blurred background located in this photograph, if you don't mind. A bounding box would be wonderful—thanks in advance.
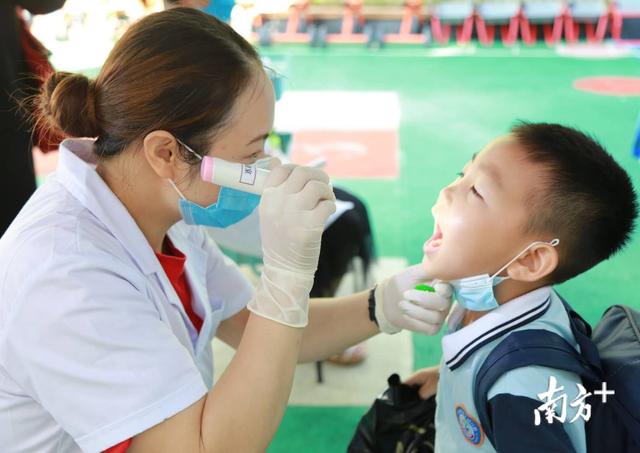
[21,0,640,450]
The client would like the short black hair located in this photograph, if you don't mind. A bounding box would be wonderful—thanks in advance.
[512,122,638,284]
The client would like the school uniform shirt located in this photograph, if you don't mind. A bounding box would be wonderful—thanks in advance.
[434,286,587,453]
[0,138,254,453]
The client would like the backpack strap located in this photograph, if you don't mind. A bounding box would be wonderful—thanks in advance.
[473,329,601,448]
[556,295,602,373]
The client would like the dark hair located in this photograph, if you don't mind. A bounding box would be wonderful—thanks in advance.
[37,8,261,164]
[512,122,638,284]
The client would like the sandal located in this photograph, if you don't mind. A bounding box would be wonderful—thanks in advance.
[327,342,367,366]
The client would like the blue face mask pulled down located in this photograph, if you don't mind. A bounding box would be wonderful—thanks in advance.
[169,140,260,228]
[450,238,560,312]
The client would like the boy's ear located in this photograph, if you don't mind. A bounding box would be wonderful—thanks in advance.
[506,243,558,283]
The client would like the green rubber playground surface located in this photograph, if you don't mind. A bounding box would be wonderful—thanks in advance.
[260,44,640,452]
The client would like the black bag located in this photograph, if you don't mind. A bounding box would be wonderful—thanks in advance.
[348,374,436,453]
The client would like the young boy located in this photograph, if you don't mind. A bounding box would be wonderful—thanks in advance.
[405,122,637,452]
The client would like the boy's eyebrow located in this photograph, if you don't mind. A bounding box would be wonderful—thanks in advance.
[479,162,503,189]
[471,152,502,189]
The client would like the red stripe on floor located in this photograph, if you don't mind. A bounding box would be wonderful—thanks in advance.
[291,130,399,179]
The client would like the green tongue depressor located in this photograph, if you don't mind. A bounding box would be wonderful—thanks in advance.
[415,284,435,292]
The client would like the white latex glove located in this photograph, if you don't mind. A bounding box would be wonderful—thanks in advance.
[247,164,336,327]
[374,264,453,335]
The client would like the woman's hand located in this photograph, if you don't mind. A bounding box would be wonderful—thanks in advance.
[374,264,453,335]
[247,164,336,328]
[405,365,440,400]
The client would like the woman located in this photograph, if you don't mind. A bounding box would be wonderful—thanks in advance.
[0,8,452,453]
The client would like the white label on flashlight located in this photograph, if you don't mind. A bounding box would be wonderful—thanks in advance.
[240,165,257,185]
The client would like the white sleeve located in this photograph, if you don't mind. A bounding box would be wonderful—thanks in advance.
[1,251,208,453]
[201,229,255,320]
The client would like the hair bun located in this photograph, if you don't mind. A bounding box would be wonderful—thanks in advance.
[39,72,100,138]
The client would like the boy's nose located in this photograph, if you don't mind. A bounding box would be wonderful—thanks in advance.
[439,185,454,205]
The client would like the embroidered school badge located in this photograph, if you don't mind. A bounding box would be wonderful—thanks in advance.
[455,404,484,446]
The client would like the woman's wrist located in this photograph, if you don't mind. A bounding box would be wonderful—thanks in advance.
[367,286,378,326]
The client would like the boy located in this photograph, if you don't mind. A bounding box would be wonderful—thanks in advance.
[404,122,637,452]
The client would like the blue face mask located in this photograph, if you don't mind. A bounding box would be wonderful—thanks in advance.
[450,238,560,312]
[168,140,260,228]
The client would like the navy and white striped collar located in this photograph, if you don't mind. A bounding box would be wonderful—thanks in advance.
[442,286,552,371]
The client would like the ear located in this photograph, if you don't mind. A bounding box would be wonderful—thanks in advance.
[506,242,559,283]
[142,131,183,180]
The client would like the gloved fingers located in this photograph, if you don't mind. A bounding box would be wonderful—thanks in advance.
[264,163,297,189]
[434,281,453,298]
[397,264,432,288]
[290,180,336,211]
[310,199,337,224]
[277,210,326,245]
[399,314,444,336]
[283,166,330,194]
[255,156,281,170]
[268,157,282,170]
[402,289,452,312]
[399,300,447,325]
[406,263,430,280]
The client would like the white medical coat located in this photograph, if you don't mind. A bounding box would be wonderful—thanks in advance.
[0,139,254,452]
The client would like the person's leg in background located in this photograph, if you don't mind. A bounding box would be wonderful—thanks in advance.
[1,3,56,237]
[332,187,376,281]
[311,187,376,300]
[0,122,36,236]
[311,187,376,366]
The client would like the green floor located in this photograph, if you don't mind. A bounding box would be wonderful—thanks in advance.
[260,44,640,452]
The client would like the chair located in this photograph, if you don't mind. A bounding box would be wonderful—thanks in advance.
[521,0,567,45]
[253,1,312,46]
[475,1,522,45]
[309,0,375,46]
[430,1,475,45]
[366,0,429,46]
[565,0,609,43]
[611,0,640,43]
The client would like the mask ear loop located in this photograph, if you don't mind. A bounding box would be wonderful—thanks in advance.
[169,138,204,200]
[168,179,187,200]
[176,138,203,161]
[491,238,560,279]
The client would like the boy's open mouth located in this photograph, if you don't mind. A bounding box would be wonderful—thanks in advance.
[423,221,444,255]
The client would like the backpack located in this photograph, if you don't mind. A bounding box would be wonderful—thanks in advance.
[473,300,640,453]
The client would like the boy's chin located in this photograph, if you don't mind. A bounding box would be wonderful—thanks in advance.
[421,254,441,281]
[421,253,465,282]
